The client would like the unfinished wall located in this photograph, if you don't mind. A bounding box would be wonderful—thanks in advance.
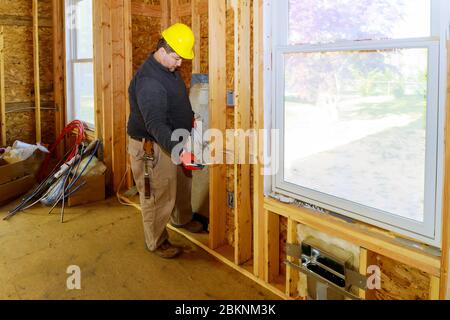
[131,6,161,73]
[366,252,431,300]
[0,0,55,146]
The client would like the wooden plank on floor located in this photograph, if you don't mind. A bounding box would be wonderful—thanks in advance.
[265,210,280,283]
[234,0,252,266]
[32,0,41,143]
[0,26,6,146]
[208,0,228,250]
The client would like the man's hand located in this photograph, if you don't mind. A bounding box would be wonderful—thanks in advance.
[180,150,203,171]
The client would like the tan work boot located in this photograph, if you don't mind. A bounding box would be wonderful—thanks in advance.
[171,220,203,233]
[152,240,182,259]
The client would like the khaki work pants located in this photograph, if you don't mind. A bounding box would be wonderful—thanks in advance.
[128,137,193,251]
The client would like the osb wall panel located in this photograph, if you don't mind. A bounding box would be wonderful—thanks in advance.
[39,26,54,102]
[3,25,34,103]
[178,15,192,88]
[2,0,55,146]
[199,12,208,74]
[367,253,430,300]
[5,111,35,145]
[0,0,31,16]
[132,14,161,73]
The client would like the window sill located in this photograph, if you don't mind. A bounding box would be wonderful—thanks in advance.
[264,197,441,276]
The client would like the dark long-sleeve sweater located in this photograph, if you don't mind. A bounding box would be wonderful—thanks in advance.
[127,53,193,154]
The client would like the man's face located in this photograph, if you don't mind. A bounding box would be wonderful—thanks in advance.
[162,49,183,72]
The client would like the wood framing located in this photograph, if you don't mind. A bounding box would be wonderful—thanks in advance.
[285,219,299,298]
[53,0,65,157]
[233,0,252,265]
[264,209,280,283]
[265,198,441,276]
[252,0,265,279]
[32,0,41,143]
[131,1,162,17]
[358,248,368,299]
[0,26,6,146]
[191,0,201,73]
[208,0,228,249]
[440,40,450,299]
[161,0,170,30]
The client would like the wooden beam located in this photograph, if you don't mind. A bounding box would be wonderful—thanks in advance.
[125,0,134,189]
[208,0,228,249]
[170,0,177,24]
[0,26,6,146]
[111,0,128,192]
[198,0,208,15]
[191,0,201,73]
[286,219,300,298]
[440,40,450,299]
[253,0,265,279]
[430,275,440,300]
[265,198,441,276]
[264,210,280,283]
[161,0,171,30]
[358,248,368,299]
[234,0,252,265]
[0,15,52,27]
[100,0,113,190]
[53,0,65,157]
[131,2,162,18]
[32,0,41,143]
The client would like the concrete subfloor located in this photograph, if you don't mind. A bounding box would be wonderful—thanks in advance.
[0,197,279,300]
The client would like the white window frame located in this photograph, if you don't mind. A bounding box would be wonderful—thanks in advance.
[64,0,95,130]
[266,0,450,247]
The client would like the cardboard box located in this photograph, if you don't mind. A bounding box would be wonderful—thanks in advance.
[67,172,105,207]
[0,151,44,205]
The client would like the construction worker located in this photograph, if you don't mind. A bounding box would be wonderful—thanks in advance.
[127,23,203,259]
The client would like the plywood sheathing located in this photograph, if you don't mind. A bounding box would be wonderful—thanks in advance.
[131,15,161,73]
[366,253,431,300]
[1,0,55,146]
[199,12,208,73]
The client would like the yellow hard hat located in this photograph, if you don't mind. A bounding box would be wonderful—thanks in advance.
[161,23,195,60]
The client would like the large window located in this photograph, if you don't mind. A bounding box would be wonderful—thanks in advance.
[65,0,94,129]
[270,0,449,246]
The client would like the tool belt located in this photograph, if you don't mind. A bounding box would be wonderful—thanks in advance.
[131,137,155,200]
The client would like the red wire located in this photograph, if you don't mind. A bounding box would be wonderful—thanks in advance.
[37,120,85,181]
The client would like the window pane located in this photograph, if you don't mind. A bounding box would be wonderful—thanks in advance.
[73,62,94,126]
[75,0,93,59]
[289,0,431,45]
[284,48,428,221]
